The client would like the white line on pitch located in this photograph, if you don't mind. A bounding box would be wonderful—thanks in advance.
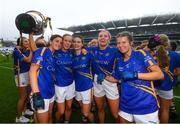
[0,66,13,70]
[174,96,180,99]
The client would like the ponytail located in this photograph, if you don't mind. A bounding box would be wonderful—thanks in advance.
[156,45,170,69]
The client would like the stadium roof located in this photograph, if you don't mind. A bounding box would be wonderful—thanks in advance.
[59,13,180,33]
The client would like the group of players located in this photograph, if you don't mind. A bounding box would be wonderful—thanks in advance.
[13,30,180,123]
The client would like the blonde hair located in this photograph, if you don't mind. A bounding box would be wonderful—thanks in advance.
[99,29,112,40]
[159,34,170,49]
[156,45,170,69]
[147,34,170,70]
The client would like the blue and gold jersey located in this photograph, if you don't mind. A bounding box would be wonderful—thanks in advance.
[155,50,180,90]
[113,50,159,114]
[32,47,55,99]
[73,52,93,91]
[168,51,180,72]
[13,48,30,75]
[88,46,118,75]
[54,50,74,87]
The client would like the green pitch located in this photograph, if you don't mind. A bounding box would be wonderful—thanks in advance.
[0,54,180,123]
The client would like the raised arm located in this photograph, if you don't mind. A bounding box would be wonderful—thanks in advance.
[29,33,38,52]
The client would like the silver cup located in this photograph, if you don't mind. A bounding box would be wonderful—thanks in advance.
[15,10,51,35]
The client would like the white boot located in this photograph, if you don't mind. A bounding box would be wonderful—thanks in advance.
[15,115,29,123]
[23,109,34,116]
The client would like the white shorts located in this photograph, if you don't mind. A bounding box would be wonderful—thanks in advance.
[31,96,54,113]
[156,89,173,100]
[14,72,29,87]
[55,82,75,103]
[119,110,159,123]
[75,88,92,104]
[93,74,119,100]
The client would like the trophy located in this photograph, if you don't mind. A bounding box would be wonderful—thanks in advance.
[15,10,52,35]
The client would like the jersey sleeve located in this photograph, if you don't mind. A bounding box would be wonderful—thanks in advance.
[32,48,44,65]
[139,50,157,68]
[13,48,24,61]
[172,51,180,68]
[86,46,97,56]
[87,51,93,61]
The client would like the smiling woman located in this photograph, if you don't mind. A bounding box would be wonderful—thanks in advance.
[105,31,164,123]
[29,34,62,123]
[53,34,74,123]
[72,35,94,122]
[13,36,33,123]
[86,30,120,123]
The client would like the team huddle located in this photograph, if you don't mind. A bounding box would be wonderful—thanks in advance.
[13,30,180,123]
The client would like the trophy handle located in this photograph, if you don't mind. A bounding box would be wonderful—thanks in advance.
[26,10,46,21]
[26,10,53,36]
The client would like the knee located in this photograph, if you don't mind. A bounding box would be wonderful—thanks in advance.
[66,105,72,111]
[111,108,119,119]
[83,111,89,118]
[56,107,65,116]
[59,110,65,116]
[49,108,53,115]
[97,107,104,113]
[112,112,118,120]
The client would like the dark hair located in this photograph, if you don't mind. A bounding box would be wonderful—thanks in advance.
[147,35,161,50]
[73,35,84,44]
[35,36,44,42]
[170,41,177,51]
[16,37,26,46]
[116,31,134,42]
[50,34,62,41]
[36,42,46,48]
[35,36,46,48]
[62,34,72,40]
[46,34,62,47]
[16,38,21,46]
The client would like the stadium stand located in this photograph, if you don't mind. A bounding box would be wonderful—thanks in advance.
[59,13,180,45]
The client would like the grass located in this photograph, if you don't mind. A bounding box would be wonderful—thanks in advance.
[0,54,180,123]
[0,54,115,123]
[0,54,17,122]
